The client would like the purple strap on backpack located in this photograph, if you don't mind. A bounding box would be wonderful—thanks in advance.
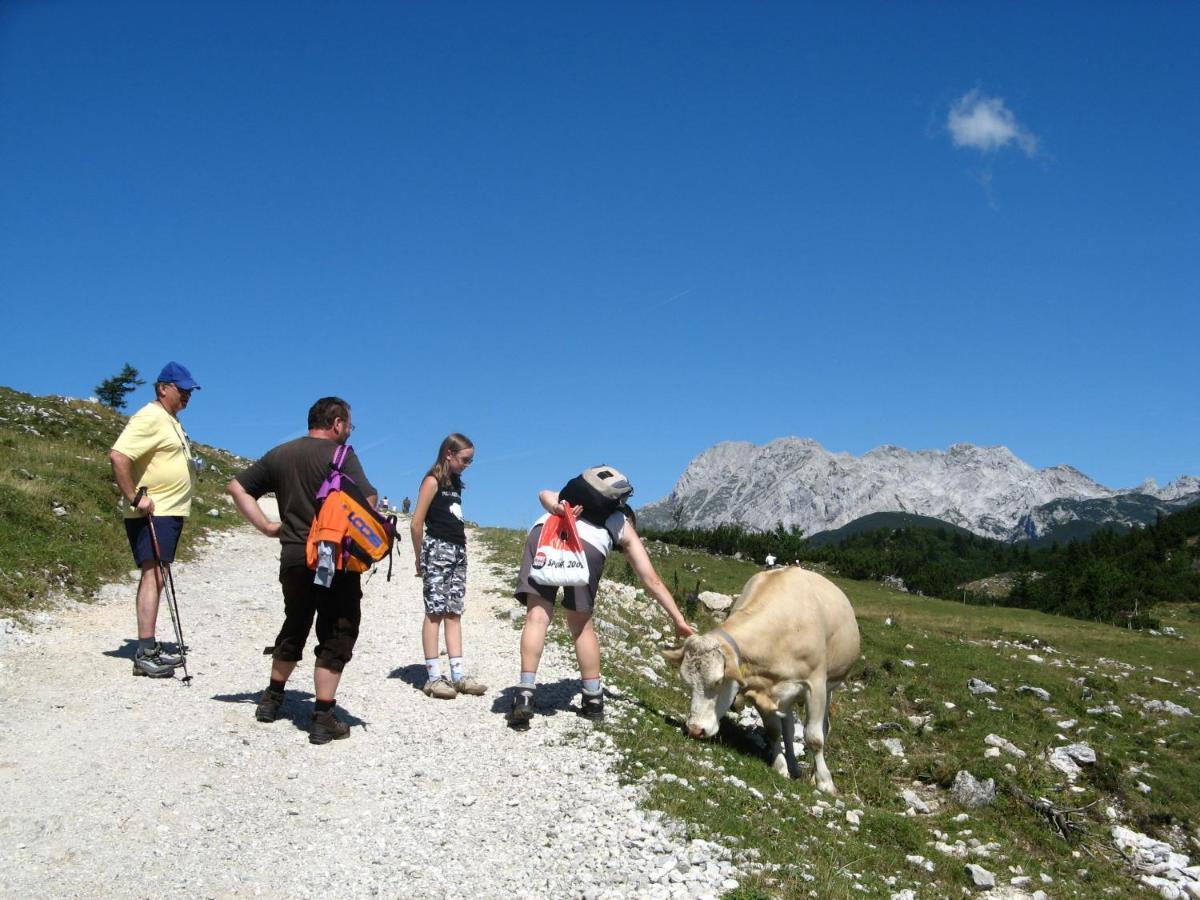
[315,444,356,501]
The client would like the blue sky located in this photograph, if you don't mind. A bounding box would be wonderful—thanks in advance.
[1,2,1196,527]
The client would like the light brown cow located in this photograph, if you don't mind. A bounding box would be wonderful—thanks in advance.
[663,567,860,794]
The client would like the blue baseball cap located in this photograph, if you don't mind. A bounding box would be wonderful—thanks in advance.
[157,361,201,390]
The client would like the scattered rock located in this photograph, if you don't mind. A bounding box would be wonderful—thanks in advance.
[968,678,997,695]
[697,591,733,613]
[965,863,996,888]
[984,733,1027,759]
[1018,685,1051,701]
[951,771,996,808]
[881,738,905,758]
[1143,699,1193,717]
[1047,742,1096,780]
[902,789,930,814]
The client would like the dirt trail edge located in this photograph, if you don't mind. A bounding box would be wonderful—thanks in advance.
[0,519,742,899]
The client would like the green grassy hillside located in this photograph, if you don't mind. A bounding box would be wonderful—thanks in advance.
[0,386,247,615]
[478,527,1200,898]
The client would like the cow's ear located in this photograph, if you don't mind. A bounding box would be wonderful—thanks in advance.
[719,644,746,686]
[661,646,685,668]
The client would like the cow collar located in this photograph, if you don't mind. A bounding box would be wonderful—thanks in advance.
[711,628,742,669]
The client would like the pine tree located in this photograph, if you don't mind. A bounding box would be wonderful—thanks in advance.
[94,363,145,411]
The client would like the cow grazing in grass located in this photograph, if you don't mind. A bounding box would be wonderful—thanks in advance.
[663,567,860,794]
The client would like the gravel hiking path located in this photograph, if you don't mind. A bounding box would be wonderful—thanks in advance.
[0,517,740,899]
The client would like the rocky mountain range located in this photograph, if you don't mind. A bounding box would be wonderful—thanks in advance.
[638,438,1200,543]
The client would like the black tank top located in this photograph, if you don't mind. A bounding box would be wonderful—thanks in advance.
[425,475,465,545]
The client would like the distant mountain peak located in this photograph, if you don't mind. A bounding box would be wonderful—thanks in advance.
[638,437,1198,542]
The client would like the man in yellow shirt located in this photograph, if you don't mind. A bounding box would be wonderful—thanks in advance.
[108,361,200,678]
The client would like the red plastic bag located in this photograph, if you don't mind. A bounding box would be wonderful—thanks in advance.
[529,505,589,587]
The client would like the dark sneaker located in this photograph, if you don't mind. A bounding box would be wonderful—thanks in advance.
[579,690,605,721]
[309,708,351,745]
[508,688,534,724]
[132,647,175,678]
[255,690,284,723]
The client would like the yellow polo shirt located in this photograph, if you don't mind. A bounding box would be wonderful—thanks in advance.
[112,401,197,518]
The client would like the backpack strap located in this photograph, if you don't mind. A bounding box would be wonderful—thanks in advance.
[316,444,354,502]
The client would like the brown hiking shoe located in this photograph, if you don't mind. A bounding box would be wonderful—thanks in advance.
[255,689,284,723]
[309,707,350,745]
[452,675,487,696]
[423,677,457,700]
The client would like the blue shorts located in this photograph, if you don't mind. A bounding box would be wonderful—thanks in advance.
[124,516,185,566]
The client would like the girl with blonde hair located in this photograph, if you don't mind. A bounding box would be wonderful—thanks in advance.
[410,433,485,699]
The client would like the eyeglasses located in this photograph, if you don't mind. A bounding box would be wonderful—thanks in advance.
[338,418,355,434]
[173,384,194,395]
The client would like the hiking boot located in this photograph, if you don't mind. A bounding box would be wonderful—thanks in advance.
[309,707,350,745]
[255,689,284,723]
[452,675,487,696]
[423,677,457,700]
[508,687,534,724]
[579,690,605,721]
[132,646,176,678]
[150,643,183,667]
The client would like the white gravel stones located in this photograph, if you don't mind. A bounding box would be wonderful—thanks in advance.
[0,524,744,898]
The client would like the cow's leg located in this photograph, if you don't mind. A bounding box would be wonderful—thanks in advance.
[803,677,837,795]
[780,704,801,778]
[758,703,788,776]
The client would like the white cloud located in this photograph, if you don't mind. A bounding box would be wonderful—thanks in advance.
[947,90,1038,157]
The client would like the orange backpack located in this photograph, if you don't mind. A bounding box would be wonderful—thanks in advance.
[305,444,398,578]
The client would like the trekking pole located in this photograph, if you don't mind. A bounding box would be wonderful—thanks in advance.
[141,498,193,685]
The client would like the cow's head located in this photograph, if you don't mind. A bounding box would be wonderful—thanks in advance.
[662,634,744,739]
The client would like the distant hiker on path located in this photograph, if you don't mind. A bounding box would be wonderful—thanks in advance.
[508,466,694,725]
[108,361,200,678]
[227,397,375,745]
[410,434,486,700]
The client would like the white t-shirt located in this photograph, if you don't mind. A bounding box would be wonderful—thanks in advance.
[534,510,627,555]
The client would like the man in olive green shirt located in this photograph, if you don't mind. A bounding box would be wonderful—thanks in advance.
[108,361,200,678]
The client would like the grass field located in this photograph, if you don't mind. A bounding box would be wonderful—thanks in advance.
[476,526,1200,898]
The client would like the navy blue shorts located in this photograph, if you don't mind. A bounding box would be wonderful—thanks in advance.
[124,516,185,566]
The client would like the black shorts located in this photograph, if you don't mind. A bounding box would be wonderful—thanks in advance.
[124,516,185,566]
[271,565,363,672]
[513,523,608,613]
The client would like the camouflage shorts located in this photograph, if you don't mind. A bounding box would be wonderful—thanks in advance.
[420,536,467,615]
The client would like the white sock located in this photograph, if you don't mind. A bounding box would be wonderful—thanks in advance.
[449,656,465,682]
[425,658,441,681]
